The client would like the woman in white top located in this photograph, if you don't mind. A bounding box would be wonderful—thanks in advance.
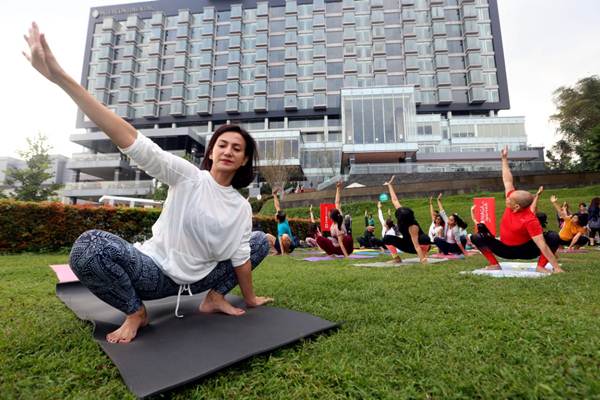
[428,196,445,242]
[316,181,354,257]
[433,193,469,256]
[24,23,273,343]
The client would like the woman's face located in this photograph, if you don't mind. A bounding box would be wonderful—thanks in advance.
[572,214,580,224]
[448,215,456,226]
[209,131,248,174]
[434,215,442,225]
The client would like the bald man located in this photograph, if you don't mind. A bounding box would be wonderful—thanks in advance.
[470,148,564,273]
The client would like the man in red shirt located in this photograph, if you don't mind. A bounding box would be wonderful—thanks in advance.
[471,148,564,273]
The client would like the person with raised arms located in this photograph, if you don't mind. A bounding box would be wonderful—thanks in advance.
[381,176,431,264]
[315,180,353,257]
[551,195,589,250]
[470,147,563,273]
[433,193,470,256]
[23,22,273,343]
[266,187,298,255]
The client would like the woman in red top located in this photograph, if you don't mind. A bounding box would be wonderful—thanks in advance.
[470,148,563,273]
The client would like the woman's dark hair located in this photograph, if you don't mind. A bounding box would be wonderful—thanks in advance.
[590,197,600,210]
[200,124,257,189]
[395,207,418,229]
[434,213,445,227]
[276,210,286,223]
[536,212,548,228]
[452,213,468,230]
[308,222,319,236]
[330,208,344,230]
[385,218,395,229]
[579,202,587,208]
[576,212,588,227]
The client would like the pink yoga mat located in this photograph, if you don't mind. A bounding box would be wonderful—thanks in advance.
[50,264,79,283]
[558,248,588,254]
[304,254,376,262]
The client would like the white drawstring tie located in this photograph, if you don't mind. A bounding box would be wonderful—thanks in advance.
[175,284,193,318]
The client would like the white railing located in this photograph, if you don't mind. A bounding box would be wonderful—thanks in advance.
[62,180,155,191]
[350,161,546,175]
[71,152,123,162]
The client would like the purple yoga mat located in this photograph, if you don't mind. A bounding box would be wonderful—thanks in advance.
[304,254,376,262]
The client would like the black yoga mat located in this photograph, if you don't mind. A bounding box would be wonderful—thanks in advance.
[56,282,339,399]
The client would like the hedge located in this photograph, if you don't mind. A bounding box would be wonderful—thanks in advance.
[0,200,312,253]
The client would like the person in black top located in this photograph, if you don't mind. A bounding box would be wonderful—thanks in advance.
[381,176,431,264]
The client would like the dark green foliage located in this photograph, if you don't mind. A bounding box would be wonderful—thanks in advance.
[4,133,62,201]
[0,200,312,253]
[548,75,600,170]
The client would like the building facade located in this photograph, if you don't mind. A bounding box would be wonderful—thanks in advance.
[67,0,541,199]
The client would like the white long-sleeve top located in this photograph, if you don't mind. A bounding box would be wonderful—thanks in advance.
[119,132,251,284]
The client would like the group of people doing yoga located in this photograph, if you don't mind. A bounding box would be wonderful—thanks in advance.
[27,22,588,347]
[288,147,569,274]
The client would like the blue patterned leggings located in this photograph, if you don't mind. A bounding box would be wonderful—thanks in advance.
[69,229,270,315]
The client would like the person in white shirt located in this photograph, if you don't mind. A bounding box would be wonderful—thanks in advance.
[427,196,445,242]
[24,23,273,344]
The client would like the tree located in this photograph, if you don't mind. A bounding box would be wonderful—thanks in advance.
[548,75,600,170]
[579,124,600,171]
[259,139,300,198]
[5,133,62,201]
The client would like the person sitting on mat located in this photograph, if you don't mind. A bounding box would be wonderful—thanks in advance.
[381,176,431,264]
[470,147,563,273]
[357,208,379,248]
[266,187,298,255]
[23,23,273,343]
[551,195,590,250]
[364,210,376,229]
[588,197,600,246]
[316,181,353,257]
[376,201,401,262]
[301,204,320,248]
[428,196,445,243]
[433,193,470,256]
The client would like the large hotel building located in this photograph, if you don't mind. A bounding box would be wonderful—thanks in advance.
[62,0,543,202]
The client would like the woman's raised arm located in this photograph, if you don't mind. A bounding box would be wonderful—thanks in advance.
[384,176,402,209]
[24,22,136,148]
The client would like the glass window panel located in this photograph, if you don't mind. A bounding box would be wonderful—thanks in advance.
[363,98,374,144]
[394,97,405,142]
[352,99,363,144]
[383,98,395,143]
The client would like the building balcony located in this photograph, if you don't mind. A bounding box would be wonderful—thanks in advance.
[60,180,154,198]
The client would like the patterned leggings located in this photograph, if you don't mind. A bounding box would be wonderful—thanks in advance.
[69,229,270,315]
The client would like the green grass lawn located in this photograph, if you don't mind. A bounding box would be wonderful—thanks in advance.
[2,249,600,399]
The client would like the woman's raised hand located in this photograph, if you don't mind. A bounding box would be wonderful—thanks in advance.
[384,175,395,186]
[23,22,64,83]
[437,193,443,200]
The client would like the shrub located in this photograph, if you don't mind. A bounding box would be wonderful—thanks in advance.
[0,200,312,253]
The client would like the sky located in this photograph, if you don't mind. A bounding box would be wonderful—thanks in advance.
[1,0,599,158]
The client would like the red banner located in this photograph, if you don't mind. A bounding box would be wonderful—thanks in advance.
[320,203,336,233]
[473,198,496,236]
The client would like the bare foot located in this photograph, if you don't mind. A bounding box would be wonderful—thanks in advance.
[551,266,565,274]
[199,290,245,316]
[386,257,402,264]
[536,266,551,274]
[106,306,149,344]
[485,265,502,270]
